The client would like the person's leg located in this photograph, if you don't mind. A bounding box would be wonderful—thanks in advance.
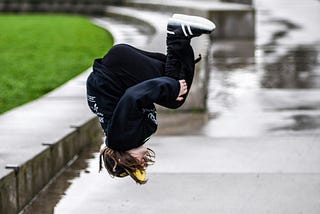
[101,44,165,83]
[124,44,167,63]
[163,14,215,105]
[165,35,194,86]
[101,44,166,72]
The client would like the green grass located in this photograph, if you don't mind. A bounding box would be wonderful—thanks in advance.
[0,14,113,114]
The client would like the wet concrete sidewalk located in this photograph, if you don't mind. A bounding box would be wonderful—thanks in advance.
[21,0,320,213]
[48,136,320,214]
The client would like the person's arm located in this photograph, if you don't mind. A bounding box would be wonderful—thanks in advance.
[128,76,183,108]
[107,77,181,151]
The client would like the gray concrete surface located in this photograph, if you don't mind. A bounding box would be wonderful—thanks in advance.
[52,134,320,213]
[58,174,318,214]
[148,136,320,173]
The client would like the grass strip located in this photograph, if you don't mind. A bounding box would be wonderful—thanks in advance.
[0,14,113,114]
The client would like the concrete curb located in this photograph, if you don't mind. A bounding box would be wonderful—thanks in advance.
[0,117,102,213]
[0,65,103,213]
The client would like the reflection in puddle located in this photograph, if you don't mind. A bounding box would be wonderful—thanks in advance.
[264,18,301,48]
[207,39,320,137]
[270,114,320,131]
[211,40,255,71]
[210,43,320,89]
[21,143,100,214]
[273,106,319,111]
[261,45,320,88]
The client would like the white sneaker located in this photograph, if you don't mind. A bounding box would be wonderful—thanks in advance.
[172,14,216,31]
[167,14,216,38]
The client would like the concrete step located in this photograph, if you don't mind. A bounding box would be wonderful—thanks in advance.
[91,17,153,49]
[0,68,103,213]
[123,0,255,39]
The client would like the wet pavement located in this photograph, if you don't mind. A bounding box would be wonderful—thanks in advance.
[203,41,320,137]
[21,0,320,213]
[203,0,320,138]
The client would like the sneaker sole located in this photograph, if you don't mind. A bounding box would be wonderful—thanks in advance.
[168,18,215,35]
[172,14,216,31]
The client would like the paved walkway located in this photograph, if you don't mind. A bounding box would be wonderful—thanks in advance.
[53,137,319,214]
[23,1,320,213]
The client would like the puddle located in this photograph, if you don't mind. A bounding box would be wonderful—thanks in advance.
[205,0,320,137]
[272,106,319,111]
[261,45,320,89]
[270,114,320,131]
[21,143,100,214]
[205,41,320,137]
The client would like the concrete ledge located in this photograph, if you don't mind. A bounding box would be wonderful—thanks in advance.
[0,65,104,213]
[0,117,102,213]
[0,2,107,14]
[0,170,16,214]
[104,8,156,36]
[124,0,255,39]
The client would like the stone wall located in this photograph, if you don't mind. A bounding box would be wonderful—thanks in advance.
[0,0,124,13]
[0,117,102,213]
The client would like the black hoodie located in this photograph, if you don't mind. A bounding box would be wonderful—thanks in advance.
[86,58,181,151]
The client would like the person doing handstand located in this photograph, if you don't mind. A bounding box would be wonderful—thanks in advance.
[86,14,215,184]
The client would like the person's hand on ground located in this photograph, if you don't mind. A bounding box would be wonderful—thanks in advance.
[176,79,188,101]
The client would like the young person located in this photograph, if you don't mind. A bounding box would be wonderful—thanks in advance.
[86,14,215,184]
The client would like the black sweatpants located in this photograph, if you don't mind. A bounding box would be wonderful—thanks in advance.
[87,35,196,150]
[100,36,195,97]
